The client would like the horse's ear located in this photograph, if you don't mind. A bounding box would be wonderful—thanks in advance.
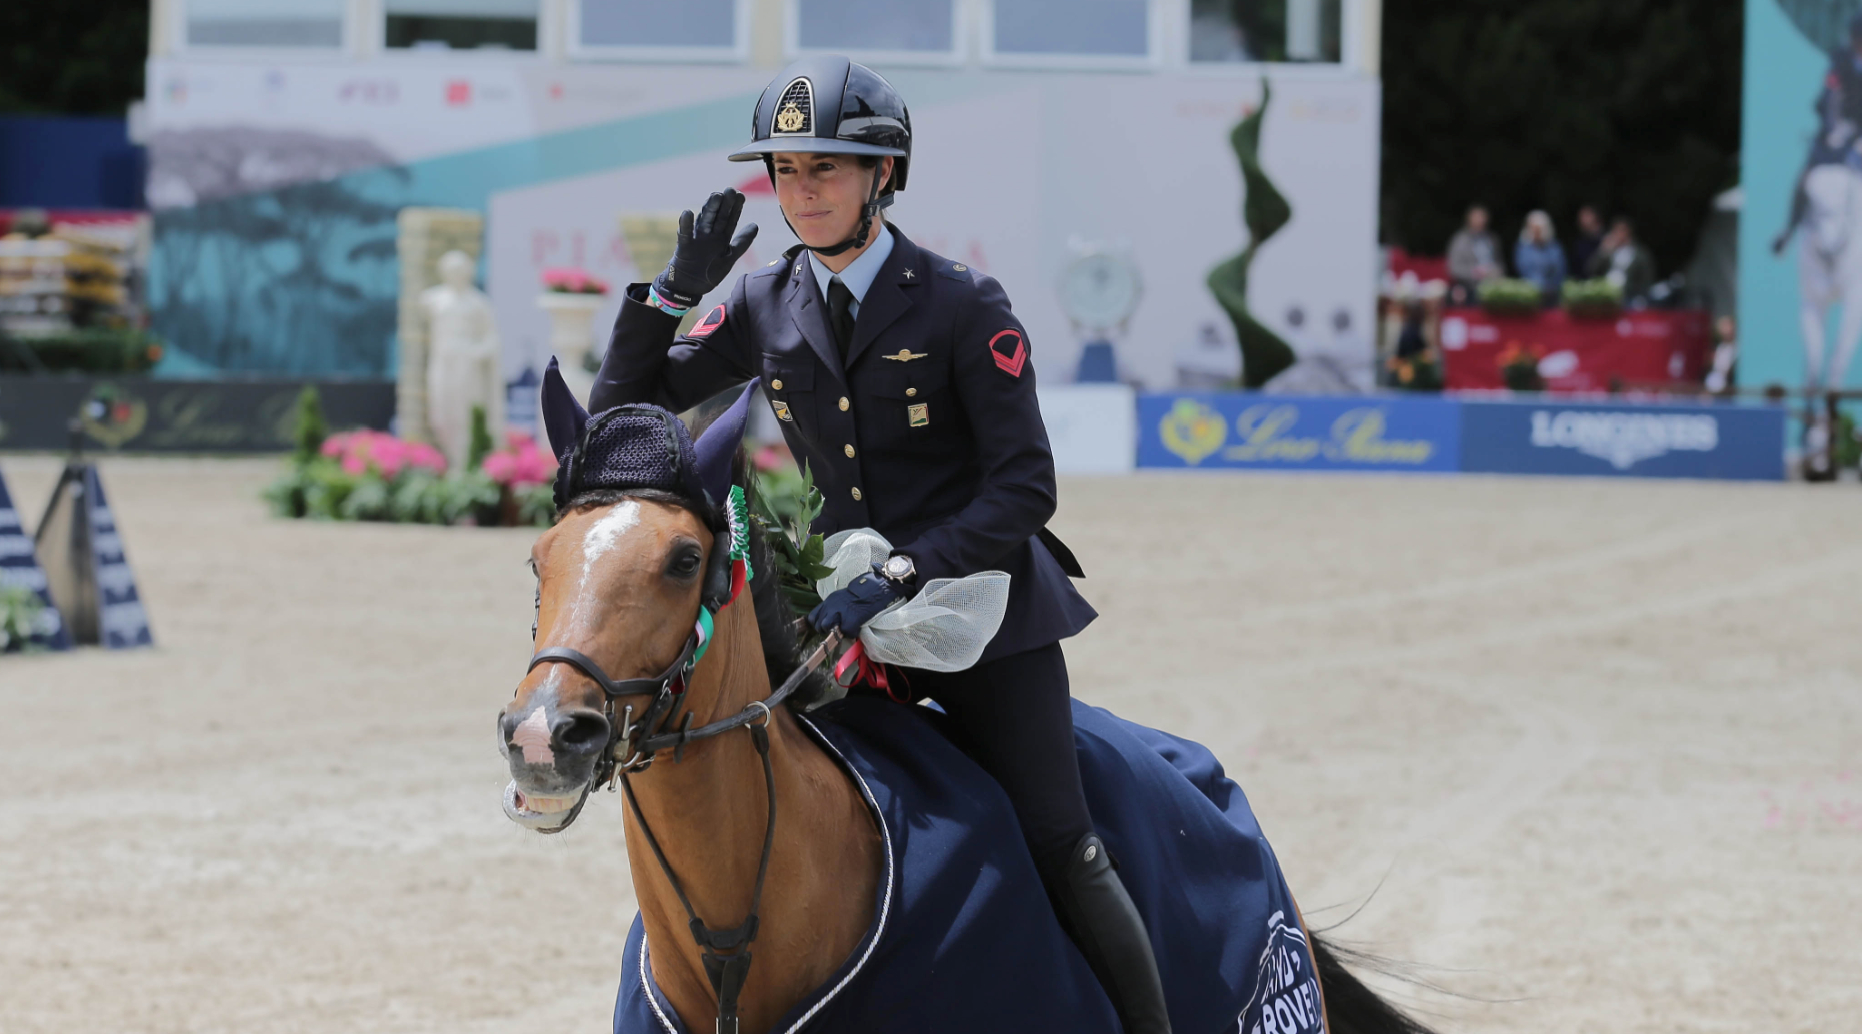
[694,378,759,503]
[540,357,589,466]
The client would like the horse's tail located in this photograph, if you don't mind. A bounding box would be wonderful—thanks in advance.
[1309,933,1438,1034]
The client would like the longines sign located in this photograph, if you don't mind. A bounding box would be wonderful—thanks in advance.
[1137,393,1785,481]
[0,377,394,452]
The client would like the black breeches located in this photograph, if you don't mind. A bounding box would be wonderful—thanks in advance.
[905,642,1095,881]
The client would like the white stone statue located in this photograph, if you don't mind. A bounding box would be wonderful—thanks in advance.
[420,250,504,473]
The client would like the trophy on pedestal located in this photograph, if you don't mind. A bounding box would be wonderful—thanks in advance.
[1058,241,1142,384]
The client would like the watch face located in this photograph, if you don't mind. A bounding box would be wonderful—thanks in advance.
[884,556,913,579]
[1059,252,1141,330]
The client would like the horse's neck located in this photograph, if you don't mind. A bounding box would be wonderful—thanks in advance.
[623,596,880,1032]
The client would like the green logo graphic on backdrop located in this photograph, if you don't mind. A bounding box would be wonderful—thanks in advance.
[1207,81,1296,389]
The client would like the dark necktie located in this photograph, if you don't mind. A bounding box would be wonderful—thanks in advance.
[827,277,856,364]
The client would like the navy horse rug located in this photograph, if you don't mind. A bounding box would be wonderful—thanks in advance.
[615,696,1325,1034]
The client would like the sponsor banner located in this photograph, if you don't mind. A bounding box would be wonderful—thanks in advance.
[1439,309,1712,392]
[1460,399,1786,480]
[0,377,394,453]
[1137,392,1460,472]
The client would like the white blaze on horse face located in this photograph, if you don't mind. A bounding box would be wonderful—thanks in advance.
[512,705,554,765]
[568,500,642,628]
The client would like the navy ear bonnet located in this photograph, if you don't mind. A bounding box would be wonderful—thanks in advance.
[540,358,759,520]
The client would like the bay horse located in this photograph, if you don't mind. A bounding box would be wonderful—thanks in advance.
[498,372,1435,1034]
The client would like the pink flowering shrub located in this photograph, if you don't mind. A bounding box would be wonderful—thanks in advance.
[320,429,447,478]
[542,267,610,295]
[482,432,558,488]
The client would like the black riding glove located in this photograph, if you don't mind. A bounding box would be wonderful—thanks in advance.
[808,570,905,635]
[651,188,759,310]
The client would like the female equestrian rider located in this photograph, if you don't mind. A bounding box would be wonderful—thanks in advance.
[589,56,1171,1033]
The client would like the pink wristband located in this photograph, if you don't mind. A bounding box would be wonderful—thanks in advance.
[646,285,691,316]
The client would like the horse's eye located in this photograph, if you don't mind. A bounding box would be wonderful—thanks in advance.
[670,551,702,578]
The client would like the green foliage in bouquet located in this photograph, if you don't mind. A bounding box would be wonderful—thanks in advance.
[1561,277,1623,319]
[0,585,45,653]
[1477,278,1544,317]
[749,463,834,615]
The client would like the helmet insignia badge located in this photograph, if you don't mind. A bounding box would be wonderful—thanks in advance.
[775,103,806,133]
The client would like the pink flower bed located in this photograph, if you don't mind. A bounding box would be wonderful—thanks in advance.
[321,430,448,478]
[482,432,558,487]
[542,267,610,295]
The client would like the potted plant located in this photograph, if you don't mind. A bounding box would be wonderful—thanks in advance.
[1497,341,1546,392]
[537,267,610,400]
[1476,278,1543,318]
[1562,277,1624,319]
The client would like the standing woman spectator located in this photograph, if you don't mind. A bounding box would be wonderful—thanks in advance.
[1514,210,1567,304]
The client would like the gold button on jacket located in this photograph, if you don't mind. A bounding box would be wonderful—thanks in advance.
[844,444,856,458]
[851,487,863,501]
[771,378,783,390]
[838,396,850,411]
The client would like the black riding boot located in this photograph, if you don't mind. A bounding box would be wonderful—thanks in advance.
[1048,832,1173,1034]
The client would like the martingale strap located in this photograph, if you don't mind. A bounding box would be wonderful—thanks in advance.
[622,718,778,1034]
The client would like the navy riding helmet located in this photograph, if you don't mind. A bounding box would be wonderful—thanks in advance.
[729,56,912,256]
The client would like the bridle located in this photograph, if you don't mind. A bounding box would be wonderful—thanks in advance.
[522,514,843,1034]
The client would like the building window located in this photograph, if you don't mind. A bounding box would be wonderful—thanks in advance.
[990,0,1151,58]
[385,0,539,51]
[794,0,956,55]
[185,0,345,48]
[1190,0,1341,63]
[575,0,741,55]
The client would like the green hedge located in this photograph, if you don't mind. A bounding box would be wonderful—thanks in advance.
[0,329,164,374]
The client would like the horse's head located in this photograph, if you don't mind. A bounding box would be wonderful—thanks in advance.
[497,365,761,832]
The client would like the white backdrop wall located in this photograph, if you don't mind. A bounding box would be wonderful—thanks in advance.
[145,57,1378,389]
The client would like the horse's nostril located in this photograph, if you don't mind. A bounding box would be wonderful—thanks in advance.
[553,711,610,754]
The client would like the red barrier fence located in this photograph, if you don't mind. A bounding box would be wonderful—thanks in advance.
[1438,308,1712,392]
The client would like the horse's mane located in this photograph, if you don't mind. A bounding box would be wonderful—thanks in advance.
[560,451,831,712]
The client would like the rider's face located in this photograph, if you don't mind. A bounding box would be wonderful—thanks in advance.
[772,152,891,249]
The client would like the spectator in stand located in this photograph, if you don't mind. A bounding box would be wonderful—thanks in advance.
[1586,216,1657,305]
[1705,314,1738,396]
[1513,210,1567,304]
[1569,205,1605,276]
[1446,204,1503,305]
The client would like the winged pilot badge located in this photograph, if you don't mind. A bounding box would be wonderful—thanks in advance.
[882,349,930,362]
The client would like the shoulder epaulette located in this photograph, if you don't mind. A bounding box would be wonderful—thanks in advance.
[935,261,974,283]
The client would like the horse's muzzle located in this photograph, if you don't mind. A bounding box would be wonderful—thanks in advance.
[498,700,611,828]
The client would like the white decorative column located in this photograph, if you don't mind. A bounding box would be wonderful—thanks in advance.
[538,292,606,405]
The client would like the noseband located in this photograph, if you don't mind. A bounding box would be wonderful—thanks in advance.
[523,527,842,1034]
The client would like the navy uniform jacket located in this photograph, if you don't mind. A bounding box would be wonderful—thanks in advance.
[590,227,1095,664]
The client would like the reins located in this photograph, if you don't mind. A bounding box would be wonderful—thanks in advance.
[526,628,843,1034]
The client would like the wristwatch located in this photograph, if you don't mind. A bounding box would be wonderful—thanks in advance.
[879,554,917,588]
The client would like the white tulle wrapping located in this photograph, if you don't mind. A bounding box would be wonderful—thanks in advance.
[816,529,1010,672]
